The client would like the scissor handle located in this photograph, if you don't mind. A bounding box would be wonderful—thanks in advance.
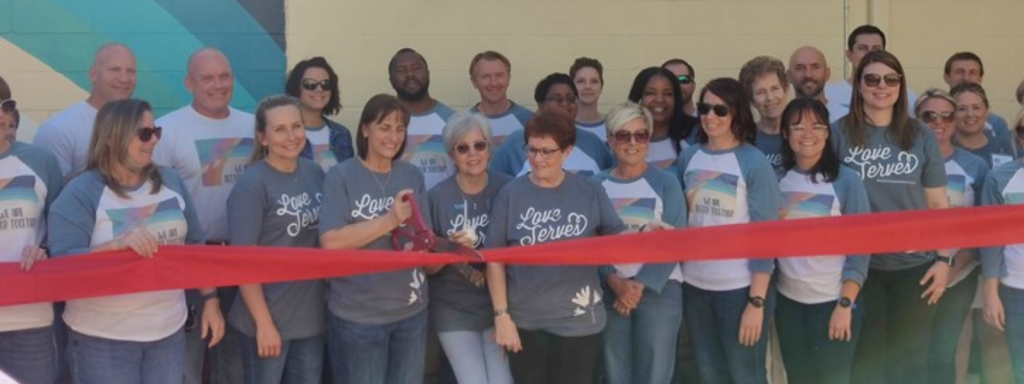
[391,193,434,251]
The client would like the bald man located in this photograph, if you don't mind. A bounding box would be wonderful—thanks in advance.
[787,46,831,103]
[33,43,137,180]
[152,47,251,384]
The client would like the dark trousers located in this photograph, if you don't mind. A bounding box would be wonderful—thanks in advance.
[509,329,600,384]
[775,293,864,384]
[852,262,938,384]
[927,269,979,384]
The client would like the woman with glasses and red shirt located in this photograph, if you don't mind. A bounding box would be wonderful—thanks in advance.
[284,57,354,171]
[830,51,951,384]
[597,102,686,384]
[675,78,782,384]
[426,111,514,384]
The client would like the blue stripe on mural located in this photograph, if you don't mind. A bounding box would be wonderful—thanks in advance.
[0,0,285,114]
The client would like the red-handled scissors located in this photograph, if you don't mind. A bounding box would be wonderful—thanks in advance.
[391,194,484,261]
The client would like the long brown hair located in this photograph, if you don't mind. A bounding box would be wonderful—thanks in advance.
[87,99,162,198]
[841,50,917,150]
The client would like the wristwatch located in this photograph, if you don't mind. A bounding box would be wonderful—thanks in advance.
[838,296,853,308]
[936,255,954,267]
[748,296,765,309]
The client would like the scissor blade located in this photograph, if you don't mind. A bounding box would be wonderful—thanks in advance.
[432,236,484,261]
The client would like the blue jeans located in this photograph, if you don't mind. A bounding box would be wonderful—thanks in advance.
[603,281,683,384]
[327,309,427,384]
[775,293,864,384]
[1000,284,1024,384]
[236,327,324,384]
[683,283,773,384]
[67,328,185,384]
[437,328,513,384]
[0,325,58,384]
[928,269,978,384]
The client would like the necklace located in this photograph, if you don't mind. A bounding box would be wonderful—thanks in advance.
[365,161,392,197]
[456,174,487,210]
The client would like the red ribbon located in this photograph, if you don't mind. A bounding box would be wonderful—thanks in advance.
[2,205,1023,306]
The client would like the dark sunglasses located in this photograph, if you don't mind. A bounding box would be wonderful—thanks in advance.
[862,73,902,88]
[137,126,163,143]
[697,103,730,117]
[455,140,488,155]
[920,111,955,125]
[612,130,651,144]
[301,78,333,91]
[677,75,693,85]
[0,99,15,112]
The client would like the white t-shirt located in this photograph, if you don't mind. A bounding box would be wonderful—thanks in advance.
[153,105,255,241]
[401,104,455,190]
[305,125,336,172]
[32,101,98,179]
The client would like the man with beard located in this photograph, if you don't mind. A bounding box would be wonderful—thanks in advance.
[389,48,455,190]
[662,58,698,117]
[787,46,831,104]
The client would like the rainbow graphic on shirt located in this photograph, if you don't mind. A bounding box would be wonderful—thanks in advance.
[651,157,676,170]
[1007,192,1024,205]
[313,143,337,171]
[946,174,968,208]
[781,192,835,220]
[194,137,254,186]
[106,198,186,244]
[610,197,656,230]
[0,176,41,231]
[402,134,451,176]
[684,170,739,219]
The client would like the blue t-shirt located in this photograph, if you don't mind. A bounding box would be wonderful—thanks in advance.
[594,167,687,293]
[777,166,870,304]
[319,159,430,325]
[427,171,512,332]
[0,142,63,332]
[489,128,613,177]
[226,159,326,340]
[48,167,203,341]
[485,173,626,336]
[469,102,533,147]
[755,130,784,177]
[676,143,781,291]
[577,121,607,143]
[831,120,947,271]
[955,132,1016,169]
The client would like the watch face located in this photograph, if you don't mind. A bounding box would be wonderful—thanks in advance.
[839,297,852,308]
[749,297,765,308]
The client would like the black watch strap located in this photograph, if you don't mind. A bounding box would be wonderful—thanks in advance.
[936,256,954,267]
[838,296,852,308]
[748,296,765,308]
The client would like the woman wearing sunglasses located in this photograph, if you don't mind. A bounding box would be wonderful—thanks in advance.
[486,106,627,384]
[913,89,990,384]
[830,51,950,384]
[773,98,869,384]
[48,99,223,384]
[951,83,1016,168]
[224,95,326,384]
[319,94,430,384]
[596,102,686,384]
[739,56,790,176]
[285,57,354,171]
[628,67,700,170]
[490,73,612,177]
[675,78,782,384]
[0,97,63,384]
[425,111,513,384]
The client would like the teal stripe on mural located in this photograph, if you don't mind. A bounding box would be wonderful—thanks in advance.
[0,0,285,114]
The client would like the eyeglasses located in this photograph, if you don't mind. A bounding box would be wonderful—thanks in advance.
[544,95,577,105]
[789,124,829,135]
[137,126,163,143]
[301,78,333,91]
[919,111,955,125]
[525,146,562,159]
[677,75,693,85]
[862,73,902,88]
[0,99,15,112]
[612,130,651,144]
[454,140,488,155]
[697,103,729,117]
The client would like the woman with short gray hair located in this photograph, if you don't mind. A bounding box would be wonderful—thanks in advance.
[428,111,514,384]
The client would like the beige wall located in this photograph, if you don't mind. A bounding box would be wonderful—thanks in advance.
[286,0,1023,129]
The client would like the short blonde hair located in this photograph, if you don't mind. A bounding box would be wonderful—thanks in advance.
[442,111,493,156]
[605,101,653,137]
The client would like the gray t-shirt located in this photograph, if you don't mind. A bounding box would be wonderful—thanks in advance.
[226,159,326,340]
[831,121,947,270]
[755,129,784,177]
[427,171,512,332]
[319,158,430,324]
[485,173,626,337]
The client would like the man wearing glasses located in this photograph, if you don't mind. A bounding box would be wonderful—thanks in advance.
[389,48,455,190]
[662,58,698,117]
[152,47,251,384]
[33,43,136,181]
